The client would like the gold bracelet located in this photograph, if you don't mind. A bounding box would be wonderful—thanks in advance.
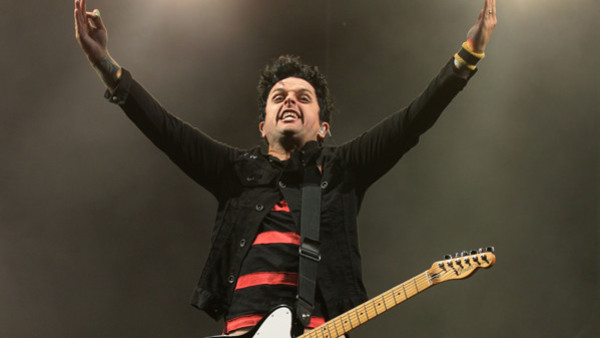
[453,53,477,70]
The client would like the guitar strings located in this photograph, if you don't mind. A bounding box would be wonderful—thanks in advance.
[301,273,435,338]
[301,256,491,338]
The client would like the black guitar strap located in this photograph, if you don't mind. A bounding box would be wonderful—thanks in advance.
[295,164,322,327]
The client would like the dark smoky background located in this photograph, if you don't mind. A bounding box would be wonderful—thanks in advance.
[0,0,598,337]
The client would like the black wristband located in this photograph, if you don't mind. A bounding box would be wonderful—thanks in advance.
[457,47,481,66]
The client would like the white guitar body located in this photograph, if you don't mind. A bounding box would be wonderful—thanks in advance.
[207,305,296,338]
[252,306,294,337]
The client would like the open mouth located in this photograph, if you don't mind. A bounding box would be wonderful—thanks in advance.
[279,109,301,122]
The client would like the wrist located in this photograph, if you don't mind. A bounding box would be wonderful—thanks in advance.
[93,54,122,90]
[454,40,484,71]
[464,39,485,57]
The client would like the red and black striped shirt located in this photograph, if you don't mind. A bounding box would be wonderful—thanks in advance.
[224,199,326,333]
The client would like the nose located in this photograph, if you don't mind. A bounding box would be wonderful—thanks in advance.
[283,94,297,106]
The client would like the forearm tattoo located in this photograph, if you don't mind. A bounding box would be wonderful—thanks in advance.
[94,54,122,89]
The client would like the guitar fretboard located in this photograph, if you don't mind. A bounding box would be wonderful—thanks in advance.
[299,271,433,338]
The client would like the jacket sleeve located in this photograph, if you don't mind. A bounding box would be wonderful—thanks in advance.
[336,58,475,188]
[104,69,237,197]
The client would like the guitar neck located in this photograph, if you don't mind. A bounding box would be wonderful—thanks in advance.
[299,271,433,338]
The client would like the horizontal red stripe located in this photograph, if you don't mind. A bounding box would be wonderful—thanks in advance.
[225,313,325,333]
[271,200,290,212]
[308,316,326,329]
[235,272,298,290]
[253,231,301,245]
[225,314,263,333]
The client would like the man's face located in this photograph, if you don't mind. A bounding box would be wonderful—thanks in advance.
[260,77,329,148]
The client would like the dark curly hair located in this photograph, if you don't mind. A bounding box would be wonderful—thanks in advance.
[257,55,334,124]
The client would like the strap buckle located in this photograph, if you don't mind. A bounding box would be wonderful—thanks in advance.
[299,240,321,262]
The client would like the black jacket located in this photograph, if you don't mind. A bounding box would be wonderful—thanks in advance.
[105,58,473,321]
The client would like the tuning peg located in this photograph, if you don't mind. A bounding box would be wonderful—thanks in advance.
[461,251,469,257]
[444,254,452,260]
[486,246,495,253]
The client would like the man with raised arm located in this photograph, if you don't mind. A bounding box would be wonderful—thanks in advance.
[74,0,497,336]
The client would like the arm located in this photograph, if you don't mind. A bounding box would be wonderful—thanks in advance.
[74,0,121,89]
[111,70,237,196]
[339,0,498,186]
[454,0,497,77]
[73,1,235,196]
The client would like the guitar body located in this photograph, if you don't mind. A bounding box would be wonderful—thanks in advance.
[206,306,298,338]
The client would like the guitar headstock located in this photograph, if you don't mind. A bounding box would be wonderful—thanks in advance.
[427,247,495,285]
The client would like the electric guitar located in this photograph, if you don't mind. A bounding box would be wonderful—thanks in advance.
[208,247,495,338]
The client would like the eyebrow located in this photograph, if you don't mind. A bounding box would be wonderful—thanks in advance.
[270,88,315,97]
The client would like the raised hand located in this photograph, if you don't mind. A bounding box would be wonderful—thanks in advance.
[466,0,497,53]
[74,0,121,89]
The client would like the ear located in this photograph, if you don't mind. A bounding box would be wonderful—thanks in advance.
[317,122,330,139]
[258,121,266,138]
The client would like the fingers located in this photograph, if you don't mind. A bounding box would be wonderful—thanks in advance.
[74,3,87,38]
[74,1,93,31]
[74,0,87,14]
[75,6,104,33]
[484,0,497,17]
[466,0,498,53]
[481,0,497,32]
[87,10,105,31]
[76,0,92,28]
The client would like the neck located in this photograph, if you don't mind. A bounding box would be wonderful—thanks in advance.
[267,144,296,161]
[267,137,308,161]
